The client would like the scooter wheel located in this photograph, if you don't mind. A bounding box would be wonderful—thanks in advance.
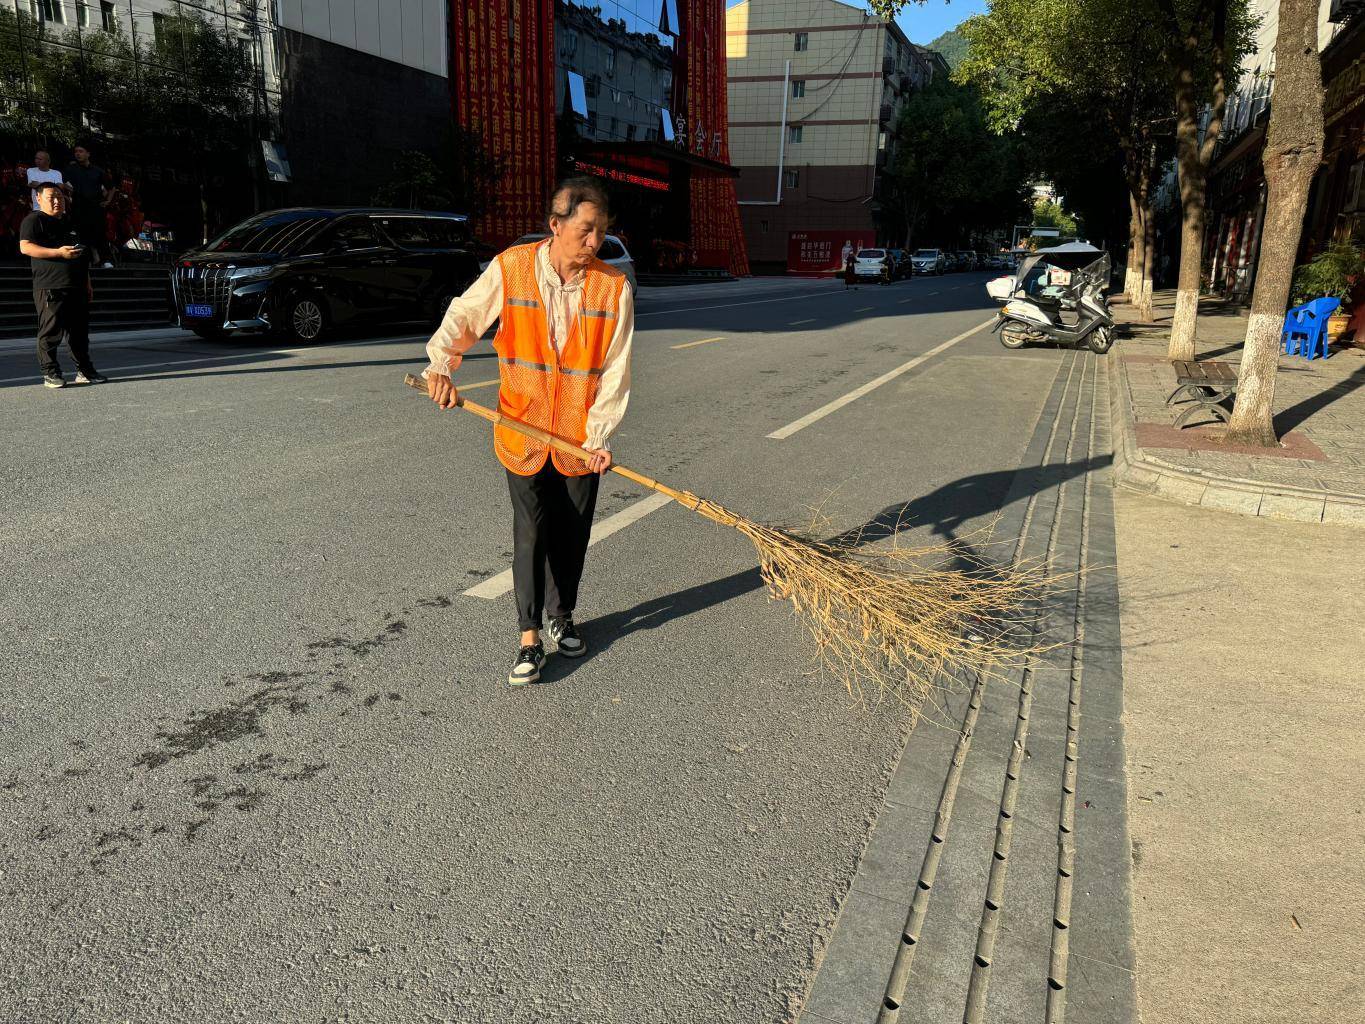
[1087,327,1114,354]
[1000,323,1030,349]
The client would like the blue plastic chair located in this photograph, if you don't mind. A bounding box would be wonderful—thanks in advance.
[1281,297,1341,359]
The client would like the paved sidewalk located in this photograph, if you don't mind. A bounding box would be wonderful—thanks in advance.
[1114,488,1365,1023]
[1110,291,1365,525]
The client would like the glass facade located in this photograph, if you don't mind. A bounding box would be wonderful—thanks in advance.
[555,0,677,146]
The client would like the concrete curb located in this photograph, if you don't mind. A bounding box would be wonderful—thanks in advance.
[1107,350,1365,528]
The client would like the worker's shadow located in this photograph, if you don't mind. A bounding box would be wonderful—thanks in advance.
[543,455,1107,682]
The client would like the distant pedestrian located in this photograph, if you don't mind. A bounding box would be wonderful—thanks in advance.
[25,149,65,211]
[844,251,857,289]
[66,143,113,268]
[19,181,106,389]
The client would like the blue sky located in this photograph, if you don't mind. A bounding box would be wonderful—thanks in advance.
[724,0,990,46]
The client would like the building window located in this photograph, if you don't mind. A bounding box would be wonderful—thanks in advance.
[152,11,167,44]
[878,131,887,151]
[77,1,90,27]
[626,124,636,141]
[791,80,805,98]
[606,49,616,76]
[788,125,803,143]
[100,0,115,31]
[567,72,589,118]
[608,116,617,137]
[783,169,799,189]
[586,75,600,99]
[794,32,808,52]
[34,0,65,23]
[760,219,770,233]
[587,110,597,136]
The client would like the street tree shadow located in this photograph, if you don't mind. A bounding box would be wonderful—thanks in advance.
[556,455,1110,677]
[1274,361,1365,436]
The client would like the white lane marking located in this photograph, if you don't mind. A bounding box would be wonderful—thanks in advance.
[788,318,816,326]
[854,306,875,312]
[898,298,915,304]
[464,491,675,600]
[766,317,996,440]
[671,336,726,350]
[926,291,941,296]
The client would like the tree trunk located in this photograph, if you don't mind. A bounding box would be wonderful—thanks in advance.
[1225,0,1324,447]
[1168,0,1230,360]
[1137,199,1157,321]
[1124,191,1143,301]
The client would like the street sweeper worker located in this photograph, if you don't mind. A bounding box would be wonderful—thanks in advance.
[423,177,633,686]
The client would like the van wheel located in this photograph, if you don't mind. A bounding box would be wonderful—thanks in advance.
[1088,327,1114,354]
[283,294,327,343]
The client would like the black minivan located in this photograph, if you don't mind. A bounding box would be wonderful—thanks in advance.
[171,208,481,343]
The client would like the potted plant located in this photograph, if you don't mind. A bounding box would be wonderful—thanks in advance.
[1291,240,1365,342]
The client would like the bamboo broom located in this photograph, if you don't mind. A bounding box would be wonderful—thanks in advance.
[404,373,1047,706]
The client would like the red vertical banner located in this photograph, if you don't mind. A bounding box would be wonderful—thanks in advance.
[679,0,750,276]
[449,0,556,248]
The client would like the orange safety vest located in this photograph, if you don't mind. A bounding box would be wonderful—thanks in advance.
[493,241,627,477]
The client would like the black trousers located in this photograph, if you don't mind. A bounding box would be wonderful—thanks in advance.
[34,287,92,378]
[72,208,109,265]
[507,461,600,632]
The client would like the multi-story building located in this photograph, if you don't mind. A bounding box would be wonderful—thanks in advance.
[725,0,947,273]
[2,0,450,243]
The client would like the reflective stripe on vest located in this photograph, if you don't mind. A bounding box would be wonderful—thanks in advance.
[492,241,626,477]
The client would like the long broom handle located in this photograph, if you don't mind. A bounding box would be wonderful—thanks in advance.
[402,373,701,510]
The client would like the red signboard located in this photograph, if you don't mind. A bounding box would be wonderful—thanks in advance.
[787,230,876,276]
[450,0,556,248]
[574,160,671,193]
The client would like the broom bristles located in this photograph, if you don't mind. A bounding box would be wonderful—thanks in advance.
[690,497,1055,709]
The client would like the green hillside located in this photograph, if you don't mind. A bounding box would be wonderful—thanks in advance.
[926,28,968,69]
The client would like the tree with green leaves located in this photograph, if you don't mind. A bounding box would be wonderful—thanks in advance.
[947,0,1174,320]
[886,77,1028,248]
[1225,0,1324,446]
[1032,197,1079,238]
[879,0,1253,338]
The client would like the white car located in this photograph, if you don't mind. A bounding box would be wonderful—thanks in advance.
[480,233,637,292]
[854,248,891,281]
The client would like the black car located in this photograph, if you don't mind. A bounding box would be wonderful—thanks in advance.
[886,248,914,280]
[171,208,481,342]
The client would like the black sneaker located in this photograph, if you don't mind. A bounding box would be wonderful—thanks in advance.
[74,369,107,384]
[547,615,586,658]
[43,374,65,389]
[508,643,546,686]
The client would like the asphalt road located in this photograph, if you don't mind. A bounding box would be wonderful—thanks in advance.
[1,271,1089,1023]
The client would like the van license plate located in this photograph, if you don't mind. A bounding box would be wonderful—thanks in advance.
[184,304,214,319]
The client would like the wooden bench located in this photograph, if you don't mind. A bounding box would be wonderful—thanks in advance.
[1166,360,1239,428]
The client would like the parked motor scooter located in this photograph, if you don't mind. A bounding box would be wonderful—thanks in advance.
[985,243,1115,354]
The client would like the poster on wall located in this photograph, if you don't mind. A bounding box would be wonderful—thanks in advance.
[787,230,876,276]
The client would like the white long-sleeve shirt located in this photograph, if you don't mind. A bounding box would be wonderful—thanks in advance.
[424,241,634,451]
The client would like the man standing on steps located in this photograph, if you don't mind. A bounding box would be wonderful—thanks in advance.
[19,181,106,390]
[423,177,634,686]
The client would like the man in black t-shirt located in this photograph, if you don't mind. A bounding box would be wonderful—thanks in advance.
[66,143,112,268]
[19,181,105,389]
